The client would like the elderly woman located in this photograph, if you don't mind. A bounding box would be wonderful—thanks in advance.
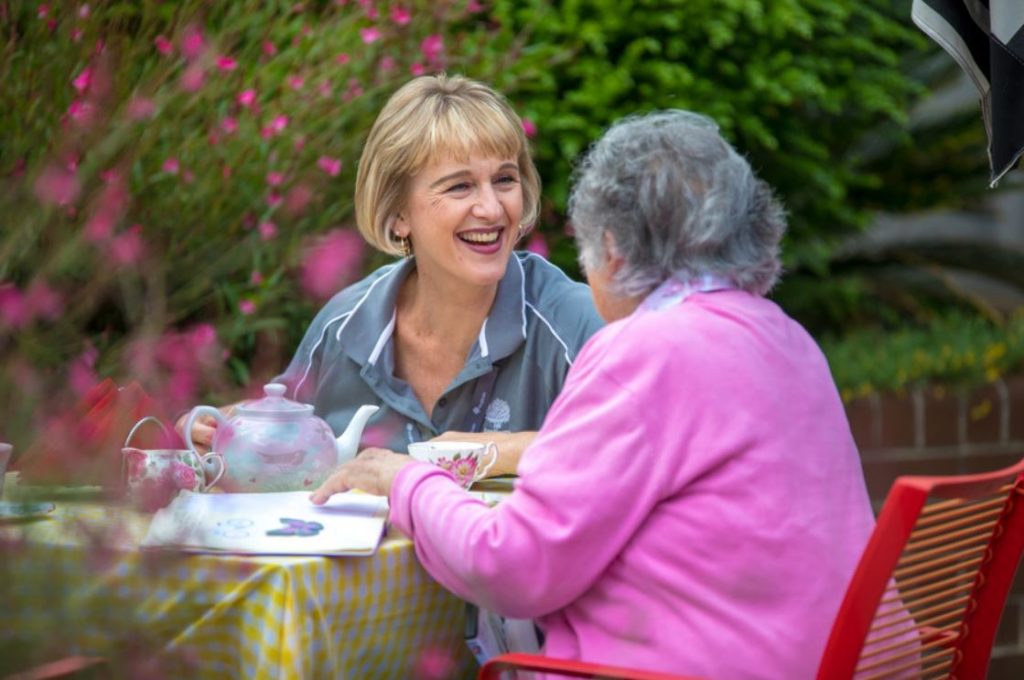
[181,75,603,473]
[312,110,876,677]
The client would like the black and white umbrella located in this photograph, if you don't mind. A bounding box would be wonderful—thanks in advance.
[912,0,1024,186]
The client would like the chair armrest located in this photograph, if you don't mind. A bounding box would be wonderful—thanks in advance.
[478,653,703,680]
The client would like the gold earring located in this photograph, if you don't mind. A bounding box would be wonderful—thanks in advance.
[394,233,411,257]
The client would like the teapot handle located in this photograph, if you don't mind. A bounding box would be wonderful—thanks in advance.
[183,406,230,454]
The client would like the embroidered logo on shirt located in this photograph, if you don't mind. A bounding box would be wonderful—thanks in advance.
[484,398,511,431]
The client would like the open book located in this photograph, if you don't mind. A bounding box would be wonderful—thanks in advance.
[142,490,389,556]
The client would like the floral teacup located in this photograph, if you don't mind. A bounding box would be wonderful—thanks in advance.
[122,448,225,510]
[407,441,498,489]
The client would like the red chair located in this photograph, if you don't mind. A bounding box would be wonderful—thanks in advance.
[479,456,1024,680]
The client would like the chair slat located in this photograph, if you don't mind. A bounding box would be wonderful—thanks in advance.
[882,571,975,605]
[867,595,969,638]
[913,494,1009,530]
[886,580,976,613]
[857,644,954,679]
[858,625,960,664]
[908,504,1004,542]
[892,532,991,573]
[894,551,984,584]
[902,517,998,554]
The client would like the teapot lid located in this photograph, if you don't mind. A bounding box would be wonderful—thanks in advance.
[235,383,314,418]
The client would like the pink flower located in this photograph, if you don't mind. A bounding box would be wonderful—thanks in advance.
[359,27,380,44]
[336,53,351,65]
[258,221,278,240]
[181,24,205,60]
[216,56,238,72]
[65,99,95,126]
[317,156,342,177]
[26,282,63,321]
[378,55,395,73]
[0,284,28,328]
[162,157,180,175]
[268,115,289,134]
[390,6,411,25]
[68,344,99,397]
[37,5,49,19]
[154,35,173,55]
[126,97,156,120]
[220,116,238,134]
[78,4,90,18]
[179,64,206,92]
[317,80,332,98]
[343,78,364,101]
[266,193,282,207]
[467,0,484,12]
[34,164,80,206]
[171,461,197,490]
[72,67,92,93]
[521,117,537,138]
[239,299,256,315]
[287,74,305,90]
[262,41,277,56]
[300,228,366,300]
[266,171,285,187]
[110,225,145,265]
[294,135,307,152]
[237,88,257,108]
[525,231,549,258]
[182,170,195,184]
[284,184,314,216]
[71,27,84,42]
[410,62,425,76]
[421,34,443,64]
[250,271,264,285]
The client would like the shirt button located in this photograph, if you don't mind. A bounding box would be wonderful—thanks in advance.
[438,397,448,408]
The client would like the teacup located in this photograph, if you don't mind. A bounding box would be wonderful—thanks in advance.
[407,441,497,489]
[122,448,225,509]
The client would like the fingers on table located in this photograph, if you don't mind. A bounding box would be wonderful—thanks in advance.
[310,470,352,505]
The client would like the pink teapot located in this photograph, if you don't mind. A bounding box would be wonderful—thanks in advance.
[184,383,378,493]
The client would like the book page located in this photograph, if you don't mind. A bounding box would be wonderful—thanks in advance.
[142,490,388,556]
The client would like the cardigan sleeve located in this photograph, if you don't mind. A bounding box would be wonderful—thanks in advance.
[388,331,671,619]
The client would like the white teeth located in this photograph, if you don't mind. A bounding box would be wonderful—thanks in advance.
[460,231,500,244]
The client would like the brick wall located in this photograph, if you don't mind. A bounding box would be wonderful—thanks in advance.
[847,374,1024,679]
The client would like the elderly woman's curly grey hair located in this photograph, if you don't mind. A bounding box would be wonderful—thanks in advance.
[568,110,787,297]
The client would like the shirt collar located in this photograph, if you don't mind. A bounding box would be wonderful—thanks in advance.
[339,254,528,369]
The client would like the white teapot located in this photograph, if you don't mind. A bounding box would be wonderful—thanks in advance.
[184,383,379,493]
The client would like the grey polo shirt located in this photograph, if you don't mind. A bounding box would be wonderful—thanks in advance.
[275,251,605,453]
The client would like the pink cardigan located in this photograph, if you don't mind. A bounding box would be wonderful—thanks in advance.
[389,289,875,678]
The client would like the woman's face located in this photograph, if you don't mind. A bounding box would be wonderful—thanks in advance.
[396,153,523,290]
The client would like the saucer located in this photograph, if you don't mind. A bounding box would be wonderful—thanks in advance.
[0,501,56,520]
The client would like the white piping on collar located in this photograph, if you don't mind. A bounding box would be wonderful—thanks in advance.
[478,318,490,359]
[525,301,573,366]
[368,311,396,366]
[294,262,401,398]
[515,254,528,340]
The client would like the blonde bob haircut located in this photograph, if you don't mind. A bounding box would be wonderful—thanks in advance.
[355,73,541,256]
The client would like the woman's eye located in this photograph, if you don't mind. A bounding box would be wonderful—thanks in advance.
[446,182,471,193]
[496,175,519,185]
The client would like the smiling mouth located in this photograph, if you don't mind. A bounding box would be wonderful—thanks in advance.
[458,228,503,245]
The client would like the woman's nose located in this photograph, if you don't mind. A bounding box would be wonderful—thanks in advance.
[472,184,503,221]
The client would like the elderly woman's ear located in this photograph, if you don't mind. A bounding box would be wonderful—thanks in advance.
[585,230,642,323]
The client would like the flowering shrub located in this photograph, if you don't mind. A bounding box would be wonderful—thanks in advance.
[0,0,513,453]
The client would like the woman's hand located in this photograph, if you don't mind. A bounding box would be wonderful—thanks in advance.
[174,404,238,454]
[310,447,416,503]
[430,430,536,477]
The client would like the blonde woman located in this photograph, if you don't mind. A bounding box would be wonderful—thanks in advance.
[182,75,603,474]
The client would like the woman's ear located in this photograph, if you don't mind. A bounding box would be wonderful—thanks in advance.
[602,231,625,275]
[387,215,407,238]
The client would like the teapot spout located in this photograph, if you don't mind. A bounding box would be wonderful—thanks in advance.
[335,404,380,465]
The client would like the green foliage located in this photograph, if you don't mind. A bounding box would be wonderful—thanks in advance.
[822,310,1024,399]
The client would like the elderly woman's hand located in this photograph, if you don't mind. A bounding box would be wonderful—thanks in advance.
[310,447,416,503]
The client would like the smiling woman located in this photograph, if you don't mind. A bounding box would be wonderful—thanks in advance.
[179,74,603,479]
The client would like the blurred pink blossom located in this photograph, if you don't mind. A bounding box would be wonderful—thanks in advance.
[26,281,64,321]
[220,116,238,134]
[179,64,206,92]
[364,6,379,19]
[34,163,80,205]
[317,156,342,176]
[336,53,351,65]
[65,99,95,125]
[0,284,29,328]
[84,212,114,242]
[410,62,425,76]
[521,117,537,138]
[37,5,49,19]
[266,193,282,207]
[110,225,145,265]
[421,34,444,64]
[266,171,285,187]
[390,6,411,25]
[262,41,277,56]
[181,25,205,60]
[237,89,257,108]
[79,4,90,18]
[216,56,238,72]
[284,184,314,216]
[294,135,307,152]
[72,67,92,93]
[467,0,484,12]
[222,165,233,179]
[525,231,549,257]
[258,221,278,240]
[162,157,180,175]
[250,271,264,285]
[300,228,366,300]
[287,74,305,90]
[343,78,364,101]
[378,55,395,73]
[126,97,156,120]
[71,27,84,42]
[46,18,56,32]
[183,170,195,184]
[360,28,380,44]
[154,35,173,56]
[68,344,99,397]
[239,299,256,315]
[317,80,332,98]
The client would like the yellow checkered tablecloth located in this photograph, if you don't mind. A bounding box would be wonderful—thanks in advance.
[0,480,476,679]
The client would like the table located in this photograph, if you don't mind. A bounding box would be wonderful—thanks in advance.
[0,473,478,679]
